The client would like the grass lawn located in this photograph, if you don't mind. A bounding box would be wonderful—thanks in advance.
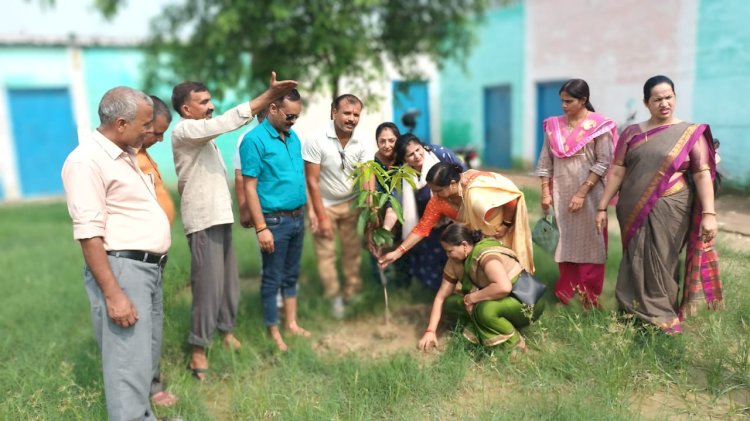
[1,189,749,420]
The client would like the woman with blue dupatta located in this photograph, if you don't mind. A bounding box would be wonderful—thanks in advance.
[595,75,722,334]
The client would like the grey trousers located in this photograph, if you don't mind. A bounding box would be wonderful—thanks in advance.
[187,223,239,347]
[84,255,163,421]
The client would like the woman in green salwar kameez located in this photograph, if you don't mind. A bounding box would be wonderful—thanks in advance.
[417,223,543,351]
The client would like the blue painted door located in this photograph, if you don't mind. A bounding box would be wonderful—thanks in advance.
[536,81,566,159]
[8,88,78,197]
[392,81,430,144]
[484,85,512,168]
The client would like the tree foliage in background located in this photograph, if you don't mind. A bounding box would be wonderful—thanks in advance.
[40,0,497,99]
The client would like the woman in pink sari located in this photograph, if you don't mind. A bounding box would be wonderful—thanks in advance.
[535,79,617,308]
[595,75,721,334]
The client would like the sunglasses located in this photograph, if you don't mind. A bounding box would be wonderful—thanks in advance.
[278,109,299,122]
[339,150,346,171]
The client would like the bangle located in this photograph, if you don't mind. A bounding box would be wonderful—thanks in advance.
[502,220,512,227]
[583,180,595,188]
[702,211,716,215]
[398,244,408,254]
[597,208,607,212]
[256,227,268,234]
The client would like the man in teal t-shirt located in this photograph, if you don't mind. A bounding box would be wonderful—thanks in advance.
[239,89,309,351]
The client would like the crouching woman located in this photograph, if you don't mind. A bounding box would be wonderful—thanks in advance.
[418,223,543,351]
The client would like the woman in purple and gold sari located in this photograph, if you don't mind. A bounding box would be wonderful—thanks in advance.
[536,79,617,308]
[595,75,722,334]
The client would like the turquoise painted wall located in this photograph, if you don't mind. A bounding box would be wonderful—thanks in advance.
[440,4,524,164]
[81,48,247,186]
[0,48,71,87]
[694,0,750,187]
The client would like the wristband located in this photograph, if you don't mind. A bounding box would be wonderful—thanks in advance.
[256,227,268,234]
[398,244,408,254]
[255,223,267,231]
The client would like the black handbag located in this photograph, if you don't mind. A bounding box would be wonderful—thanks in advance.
[510,270,547,306]
[495,249,547,306]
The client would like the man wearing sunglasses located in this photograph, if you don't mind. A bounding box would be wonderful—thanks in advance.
[239,89,309,351]
[171,72,297,379]
[302,94,370,319]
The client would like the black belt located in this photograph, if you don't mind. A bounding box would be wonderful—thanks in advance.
[107,250,168,266]
[264,206,303,218]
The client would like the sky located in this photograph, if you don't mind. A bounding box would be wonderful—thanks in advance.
[1,0,174,39]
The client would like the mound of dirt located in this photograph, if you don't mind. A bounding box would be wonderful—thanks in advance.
[313,304,432,358]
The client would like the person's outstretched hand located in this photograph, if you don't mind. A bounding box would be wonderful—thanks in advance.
[267,71,298,97]
[417,331,438,352]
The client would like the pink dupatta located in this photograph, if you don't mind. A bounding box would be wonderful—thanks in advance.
[544,112,618,158]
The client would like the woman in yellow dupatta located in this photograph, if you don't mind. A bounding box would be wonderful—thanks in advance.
[379,163,534,274]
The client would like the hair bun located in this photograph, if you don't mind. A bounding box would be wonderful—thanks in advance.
[471,229,483,243]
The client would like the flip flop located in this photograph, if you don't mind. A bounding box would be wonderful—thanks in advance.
[151,390,178,407]
[187,363,208,381]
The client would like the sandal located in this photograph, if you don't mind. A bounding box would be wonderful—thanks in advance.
[188,363,208,381]
[151,390,178,407]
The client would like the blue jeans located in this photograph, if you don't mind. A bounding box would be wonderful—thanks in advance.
[261,214,304,326]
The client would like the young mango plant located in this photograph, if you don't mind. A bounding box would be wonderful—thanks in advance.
[349,160,418,250]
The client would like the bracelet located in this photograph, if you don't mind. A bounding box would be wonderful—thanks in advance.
[398,244,408,254]
[583,180,595,188]
[502,220,513,227]
[596,208,607,212]
[255,223,267,231]
[701,211,716,215]
[256,227,268,234]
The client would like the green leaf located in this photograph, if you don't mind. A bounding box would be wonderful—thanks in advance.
[356,189,369,208]
[389,197,405,224]
[377,192,390,208]
[356,209,369,236]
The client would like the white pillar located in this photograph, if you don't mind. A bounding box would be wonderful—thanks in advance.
[68,45,91,143]
[0,84,21,200]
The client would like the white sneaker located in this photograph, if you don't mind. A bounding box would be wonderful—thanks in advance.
[331,296,345,320]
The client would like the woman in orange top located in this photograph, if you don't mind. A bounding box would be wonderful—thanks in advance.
[379,162,533,274]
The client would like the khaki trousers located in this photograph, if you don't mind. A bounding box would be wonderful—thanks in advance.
[314,200,362,299]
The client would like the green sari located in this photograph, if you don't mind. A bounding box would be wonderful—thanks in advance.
[456,238,543,347]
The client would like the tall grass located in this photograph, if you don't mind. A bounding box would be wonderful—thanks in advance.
[1,190,748,420]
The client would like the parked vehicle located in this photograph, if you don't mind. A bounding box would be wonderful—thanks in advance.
[453,146,482,169]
